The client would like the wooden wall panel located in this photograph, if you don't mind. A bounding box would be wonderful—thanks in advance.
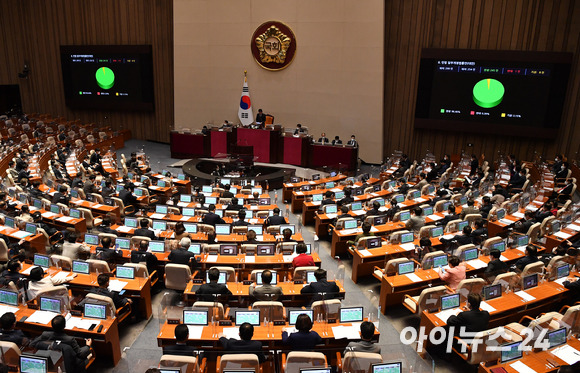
[384,0,580,164]
[0,0,173,143]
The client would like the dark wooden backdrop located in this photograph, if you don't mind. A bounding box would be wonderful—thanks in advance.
[383,0,580,163]
[0,0,173,142]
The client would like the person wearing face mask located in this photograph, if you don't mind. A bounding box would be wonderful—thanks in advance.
[552,154,563,174]
[347,135,358,147]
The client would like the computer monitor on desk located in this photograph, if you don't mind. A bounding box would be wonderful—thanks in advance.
[220,244,237,255]
[20,355,48,373]
[500,341,523,364]
[483,284,502,301]
[116,266,136,279]
[235,310,260,326]
[0,289,18,306]
[257,244,275,256]
[432,254,448,268]
[365,237,381,249]
[34,254,50,268]
[116,238,131,250]
[523,273,539,290]
[183,309,209,325]
[371,362,402,373]
[397,261,415,275]
[215,224,231,235]
[440,293,460,311]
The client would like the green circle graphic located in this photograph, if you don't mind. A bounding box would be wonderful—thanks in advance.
[95,67,115,90]
[473,78,504,108]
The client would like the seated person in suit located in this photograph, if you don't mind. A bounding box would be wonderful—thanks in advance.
[321,191,334,206]
[344,321,380,354]
[62,231,90,260]
[162,324,195,356]
[438,255,465,290]
[405,207,425,234]
[226,197,243,211]
[280,228,295,243]
[282,314,322,351]
[317,132,329,143]
[440,226,473,250]
[51,185,70,205]
[346,135,357,147]
[459,199,479,219]
[244,230,260,244]
[551,178,574,203]
[483,248,508,281]
[130,240,159,275]
[232,210,250,226]
[202,204,225,226]
[265,207,287,226]
[219,322,265,363]
[447,293,490,334]
[196,267,232,301]
[338,189,354,207]
[479,196,493,219]
[221,184,234,199]
[507,168,526,192]
[0,259,24,288]
[0,312,28,346]
[384,198,400,221]
[438,204,459,228]
[332,136,342,145]
[255,109,266,125]
[96,216,117,235]
[118,183,138,208]
[365,201,384,218]
[514,245,541,272]
[300,268,340,303]
[173,222,190,241]
[31,315,92,371]
[27,266,76,300]
[95,236,122,262]
[333,205,352,226]
[249,269,283,301]
[534,202,554,223]
[563,271,580,305]
[168,237,198,267]
[87,274,132,309]
[292,243,314,268]
[134,219,156,240]
[349,222,374,246]
[514,211,535,234]
[293,123,306,135]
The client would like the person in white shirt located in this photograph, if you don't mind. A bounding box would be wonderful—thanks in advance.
[27,267,76,300]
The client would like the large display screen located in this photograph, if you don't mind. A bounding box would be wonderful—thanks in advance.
[60,45,154,110]
[415,49,572,138]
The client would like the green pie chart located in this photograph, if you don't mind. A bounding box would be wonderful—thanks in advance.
[95,67,115,90]
[473,78,504,108]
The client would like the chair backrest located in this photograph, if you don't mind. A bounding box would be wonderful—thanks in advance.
[87,259,111,273]
[421,250,446,269]
[278,242,297,255]
[252,301,285,321]
[465,327,522,365]
[204,244,220,254]
[356,236,381,248]
[192,301,225,320]
[130,235,151,247]
[444,219,463,233]
[51,254,72,270]
[456,278,486,302]
[384,258,410,276]
[434,200,447,212]
[209,266,236,282]
[558,305,580,334]
[342,351,383,373]
[165,264,192,291]
[160,355,199,373]
[197,224,215,235]
[527,223,541,243]
[540,216,556,236]
[78,207,95,228]
[0,341,21,366]
[464,214,482,225]
[0,239,10,261]
[389,230,411,244]
[492,272,518,293]
[416,285,448,314]
[419,224,436,238]
[232,226,248,234]
[454,244,477,260]
[311,299,341,320]
[545,256,566,281]
[219,354,260,372]
[86,292,116,314]
[266,225,280,234]
[482,237,503,255]
[35,285,69,308]
[294,266,319,281]
[285,351,327,373]
[521,261,544,279]
[125,262,149,278]
[241,244,257,255]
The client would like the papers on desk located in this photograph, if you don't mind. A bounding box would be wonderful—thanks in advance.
[0,305,19,317]
[440,234,455,240]
[414,197,428,203]
[435,308,461,324]
[400,243,415,251]
[51,271,71,283]
[567,223,580,231]
[499,218,514,225]
[66,317,99,330]
[427,214,443,221]
[479,301,496,313]
[222,327,240,340]
[501,175,510,180]
[41,212,58,218]
[551,344,580,365]
[177,202,189,207]
[283,255,295,263]
[512,212,525,219]
[11,231,32,239]
[93,204,103,209]
[108,279,128,292]
[554,277,569,285]
[205,255,218,263]
[150,213,166,219]
[358,249,372,257]
[248,219,259,224]
[405,273,422,283]
[509,361,537,373]
[286,183,293,187]
[186,325,204,340]
[295,192,304,196]
[500,255,508,261]
[516,246,527,253]
[467,259,488,269]
[341,228,359,235]
[525,205,538,211]
[116,226,132,233]
[378,207,388,212]
[310,201,321,206]
[283,326,297,334]
[515,290,536,302]
[332,325,360,339]
[331,188,342,193]
[27,310,58,325]
[249,206,258,210]
[243,256,255,263]
[325,213,337,219]
[554,231,572,240]
[370,226,379,233]
[351,210,365,216]
[57,216,75,223]
[179,216,190,221]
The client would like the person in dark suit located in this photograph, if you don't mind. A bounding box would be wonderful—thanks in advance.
[221,184,234,199]
[534,203,554,223]
[437,204,460,228]
[196,267,232,301]
[317,133,329,144]
[347,135,357,147]
[563,276,580,304]
[321,191,334,206]
[95,236,122,262]
[244,230,260,244]
[507,168,526,192]
[281,314,322,351]
[31,315,92,369]
[134,219,156,240]
[119,183,138,208]
[365,200,384,219]
[163,324,196,356]
[219,322,265,363]
[440,226,473,250]
[384,197,401,222]
[232,210,250,226]
[255,109,266,125]
[226,197,243,211]
[515,245,541,272]
[101,180,114,199]
[96,216,118,235]
[479,196,493,219]
[300,268,340,303]
[202,204,225,226]
[265,208,287,226]
[469,154,479,176]
[249,270,283,301]
[551,178,575,203]
[332,136,342,145]
[88,274,132,309]
[514,211,535,234]
[293,123,306,135]
[338,188,354,207]
[556,162,570,180]
[447,293,490,336]
[168,237,198,267]
[83,175,98,197]
[51,185,70,205]
[344,321,380,354]
[333,206,352,226]
[131,240,159,274]
[0,312,27,346]
[396,154,411,177]
[483,248,509,281]
[1,259,25,287]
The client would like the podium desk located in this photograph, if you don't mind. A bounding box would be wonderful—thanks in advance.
[170,131,208,159]
[310,143,358,171]
[210,128,233,157]
[281,134,309,166]
[235,127,280,163]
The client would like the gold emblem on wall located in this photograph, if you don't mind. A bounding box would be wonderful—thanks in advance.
[251,21,296,71]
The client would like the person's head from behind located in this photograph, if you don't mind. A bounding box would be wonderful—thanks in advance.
[467,293,482,310]
[273,207,280,216]
[360,321,375,341]
[295,314,313,333]
[238,210,246,221]
[30,266,44,282]
[175,222,185,235]
[482,196,491,205]
[448,204,456,214]
[51,315,66,333]
[59,185,67,194]
[140,219,149,229]
[139,240,149,252]
[174,323,189,342]
[372,201,380,210]
[261,270,273,285]
[283,228,292,240]
[296,242,307,255]
[526,245,538,258]
[6,259,20,273]
[419,237,431,249]
[449,255,460,268]
[314,268,326,282]
[340,206,349,214]
[361,222,371,234]
[247,230,256,241]
[0,312,16,331]
[490,248,501,260]
[97,273,110,288]
[231,197,238,206]
[180,237,191,249]
[414,207,423,217]
[239,322,254,341]
[462,226,472,236]
[524,211,534,220]
[208,204,216,212]
[208,267,220,282]
[101,236,112,249]
[67,231,78,244]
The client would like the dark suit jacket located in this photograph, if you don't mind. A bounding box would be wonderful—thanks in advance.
[0,329,26,345]
[515,256,541,272]
[266,215,286,226]
[281,330,322,351]
[318,137,329,143]
[134,228,156,240]
[163,343,196,357]
[232,220,250,226]
[196,282,232,301]
[130,250,158,274]
[202,212,225,226]
[564,280,580,304]
[219,337,265,363]
[119,189,138,207]
[447,309,490,334]
[89,287,128,308]
[484,259,508,278]
[222,190,234,199]
[31,332,89,358]
[51,192,69,205]
[96,247,121,262]
[300,280,341,303]
[168,248,198,266]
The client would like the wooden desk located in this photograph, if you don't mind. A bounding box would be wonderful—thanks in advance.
[0,224,46,253]
[331,221,406,258]
[282,175,347,204]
